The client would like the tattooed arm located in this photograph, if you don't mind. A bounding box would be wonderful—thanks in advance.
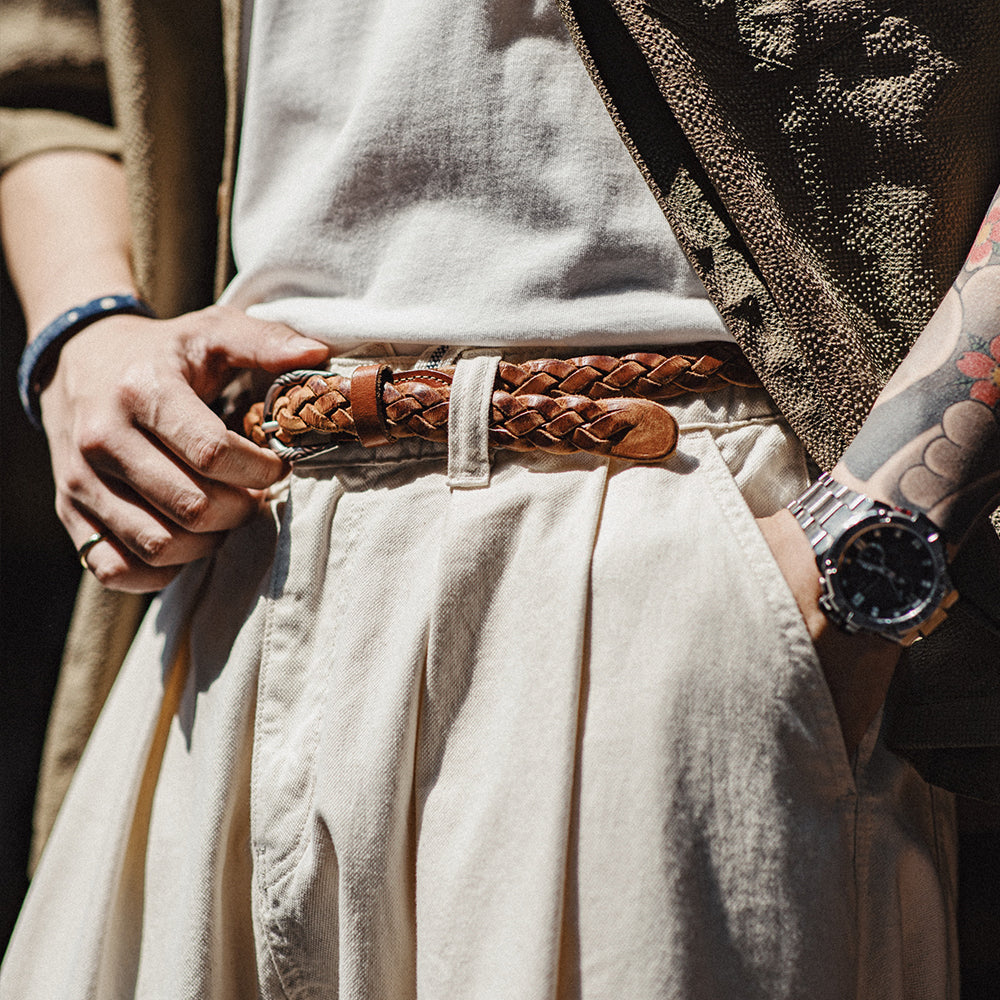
[832,183,1000,546]
[759,184,1000,757]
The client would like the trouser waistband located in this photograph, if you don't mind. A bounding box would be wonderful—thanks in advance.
[244,345,761,483]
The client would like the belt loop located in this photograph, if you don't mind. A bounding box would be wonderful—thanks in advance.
[447,352,501,489]
[351,364,394,447]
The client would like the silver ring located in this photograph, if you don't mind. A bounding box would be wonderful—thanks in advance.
[77,531,109,569]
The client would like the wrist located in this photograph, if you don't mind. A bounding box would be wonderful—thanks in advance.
[20,269,138,343]
[787,473,958,645]
[18,294,156,430]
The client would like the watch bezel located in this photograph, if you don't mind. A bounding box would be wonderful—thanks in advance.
[817,506,953,642]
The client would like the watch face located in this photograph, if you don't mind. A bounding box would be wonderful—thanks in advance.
[829,521,940,627]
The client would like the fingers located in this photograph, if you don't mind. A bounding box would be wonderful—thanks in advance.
[77,540,182,593]
[66,509,187,594]
[87,426,263,532]
[216,311,329,373]
[177,306,329,394]
[123,377,288,490]
[115,308,327,488]
[61,425,259,593]
[61,471,239,593]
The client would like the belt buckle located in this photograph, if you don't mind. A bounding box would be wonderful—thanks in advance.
[258,369,339,463]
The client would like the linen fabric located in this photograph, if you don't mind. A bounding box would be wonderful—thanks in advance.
[1,360,958,999]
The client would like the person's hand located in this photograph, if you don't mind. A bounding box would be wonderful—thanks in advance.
[40,304,329,593]
[756,509,901,758]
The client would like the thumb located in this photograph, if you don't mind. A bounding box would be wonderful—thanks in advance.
[201,307,330,373]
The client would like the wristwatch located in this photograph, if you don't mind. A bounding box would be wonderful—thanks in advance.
[787,472,958,646]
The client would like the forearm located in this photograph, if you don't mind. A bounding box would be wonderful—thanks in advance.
[833,184,1000,546]
[1,147,329,592]
[0,149,137,338]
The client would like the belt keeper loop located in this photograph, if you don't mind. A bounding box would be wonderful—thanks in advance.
[351,364,394,447]
[447,353,501,489]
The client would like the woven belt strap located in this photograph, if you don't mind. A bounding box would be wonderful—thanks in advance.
[244,347,760,463]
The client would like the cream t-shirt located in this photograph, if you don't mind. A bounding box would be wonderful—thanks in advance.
[221,0,732,351]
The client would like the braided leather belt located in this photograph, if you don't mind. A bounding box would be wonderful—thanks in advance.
[244,347,760,463]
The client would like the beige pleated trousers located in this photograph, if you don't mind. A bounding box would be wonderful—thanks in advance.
[2,352,958,1000]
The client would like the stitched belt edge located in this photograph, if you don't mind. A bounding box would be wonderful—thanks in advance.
[244,346,761,464]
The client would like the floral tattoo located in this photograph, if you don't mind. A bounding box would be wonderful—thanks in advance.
[967,204,1000,271]
[957,335,1000,407]
[840,184,1000,544]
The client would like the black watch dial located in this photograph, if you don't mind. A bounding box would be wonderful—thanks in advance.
[830,523,939,626]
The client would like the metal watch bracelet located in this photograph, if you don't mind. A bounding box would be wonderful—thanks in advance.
[787,472,957,644]
[786,472,875,559]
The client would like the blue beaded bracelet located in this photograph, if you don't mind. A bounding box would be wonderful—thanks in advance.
[17,294,156,430]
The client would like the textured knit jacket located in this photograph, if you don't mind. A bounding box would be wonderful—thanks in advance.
[2,0,999,852]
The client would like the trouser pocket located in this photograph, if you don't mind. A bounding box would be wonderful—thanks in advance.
[693,423,857,794]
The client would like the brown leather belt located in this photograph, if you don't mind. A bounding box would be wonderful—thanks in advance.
[244,346,761,463]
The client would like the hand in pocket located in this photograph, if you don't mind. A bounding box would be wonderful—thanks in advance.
[756,509,901,759]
